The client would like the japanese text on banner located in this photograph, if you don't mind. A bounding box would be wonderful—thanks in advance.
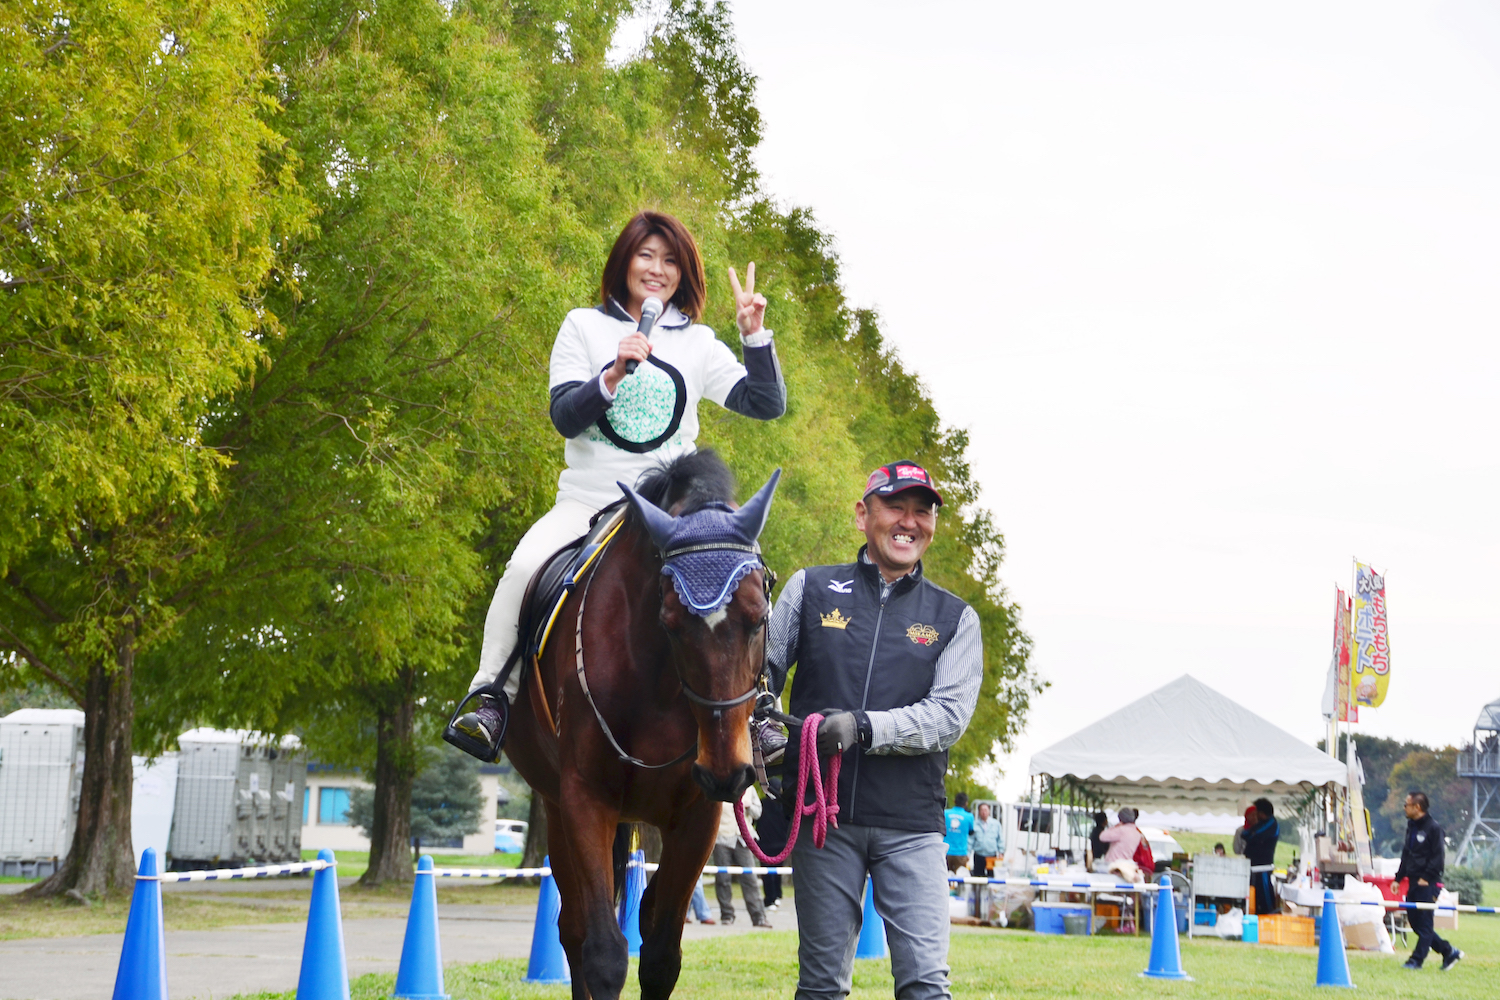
[1350,562,1390,708]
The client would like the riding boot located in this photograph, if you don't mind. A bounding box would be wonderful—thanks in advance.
[445,693,508,762]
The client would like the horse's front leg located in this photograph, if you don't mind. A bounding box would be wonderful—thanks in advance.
[555,782,629,1000]
[638,796,720,1000]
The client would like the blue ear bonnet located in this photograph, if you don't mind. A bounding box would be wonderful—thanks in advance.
[617,468,781,618]
[658,505,763,617]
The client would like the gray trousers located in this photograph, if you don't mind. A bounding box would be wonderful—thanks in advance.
[713,843,767,924]
[792,823,951,1000]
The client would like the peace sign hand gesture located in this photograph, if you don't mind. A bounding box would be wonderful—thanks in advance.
[728,263,767,338]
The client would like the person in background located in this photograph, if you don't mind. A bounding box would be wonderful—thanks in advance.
[970,802,1004,877]
[1232,805,1256,856]
[715,784,771,927]
[1238,798,1280,915]
[687,882,715,925]
[756,776,790,911]
[944,793,975,872]
[1088,811,1108,869]
[1213,843,1226,857]
[1097,807,1143,872]
[1396,790,1462,971]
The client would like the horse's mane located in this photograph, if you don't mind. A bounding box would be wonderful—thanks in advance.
[633,448,738,515]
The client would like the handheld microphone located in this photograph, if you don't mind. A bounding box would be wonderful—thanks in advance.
[624,296,664,375]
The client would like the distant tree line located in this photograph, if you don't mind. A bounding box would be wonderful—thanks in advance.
[1,0,1040,897]
[1327,734,1477,858]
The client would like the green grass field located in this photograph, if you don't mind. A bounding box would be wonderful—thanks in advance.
[225,911,1500,1000]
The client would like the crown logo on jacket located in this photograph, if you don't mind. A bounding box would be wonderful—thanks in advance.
[820,608,851,630]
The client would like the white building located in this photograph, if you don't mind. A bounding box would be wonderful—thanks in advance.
[300,762,514,855]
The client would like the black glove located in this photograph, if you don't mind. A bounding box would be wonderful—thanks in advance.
[816,711,859,756]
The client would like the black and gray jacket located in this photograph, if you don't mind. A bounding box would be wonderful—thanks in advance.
[767,548,982,834]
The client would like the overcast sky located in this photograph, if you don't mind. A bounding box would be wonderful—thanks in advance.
[643,2,1500,800]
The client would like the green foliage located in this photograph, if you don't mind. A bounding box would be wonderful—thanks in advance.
[0,0,308,572]
[3,0,1038,873]
[1381,747,1471,846]
[1443,865,1483,906]
[349,751,483,844]
[1327,734,1433,851]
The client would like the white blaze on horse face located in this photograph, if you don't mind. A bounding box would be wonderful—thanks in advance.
[703,607,729,631]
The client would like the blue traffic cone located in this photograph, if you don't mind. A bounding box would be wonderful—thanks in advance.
[617,849,645,958]
[394,855,449,999]
[1315,889,1355,988]
[1140,876,1192,981]
[855,876,887,959]
[526,856,571,983]
[297,849,350,1000]
[113,847,168,1000]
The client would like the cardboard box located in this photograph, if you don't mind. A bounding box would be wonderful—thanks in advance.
[1343,921,1380,950]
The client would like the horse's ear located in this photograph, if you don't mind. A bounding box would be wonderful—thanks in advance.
[732,468,782,541]
[619,481,678,551]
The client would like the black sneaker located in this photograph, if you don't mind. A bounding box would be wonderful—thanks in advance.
[1441,949,1463,971]
[444,694,507,762]
[1401,960,1422,971]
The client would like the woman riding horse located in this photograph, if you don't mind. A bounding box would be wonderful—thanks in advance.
[449,210,785,758]
[508,451,782,1000]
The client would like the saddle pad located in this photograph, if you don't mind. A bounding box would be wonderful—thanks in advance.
[522,505,625,664]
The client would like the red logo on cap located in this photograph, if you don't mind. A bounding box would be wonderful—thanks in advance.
[894,465,927,483]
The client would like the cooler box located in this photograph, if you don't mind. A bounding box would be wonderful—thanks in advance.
[1034,901,1092,935]
[1194,905,1216,925]
[1365,874,1403,902]
[1241,914,1259,943]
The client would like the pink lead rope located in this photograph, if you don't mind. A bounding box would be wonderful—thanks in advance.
[734,712,840,864]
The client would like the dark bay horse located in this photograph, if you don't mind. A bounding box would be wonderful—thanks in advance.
[505,451,779,1000]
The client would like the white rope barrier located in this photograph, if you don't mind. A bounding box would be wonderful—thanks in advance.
[429,864,796,878]
[431,867,554,879]
[138,860,335,882]
[947,875,1156,893]
[1349,899,1497,915]
[135,858,1500,916]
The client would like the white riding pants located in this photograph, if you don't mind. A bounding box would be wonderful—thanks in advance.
[469,498,600,700]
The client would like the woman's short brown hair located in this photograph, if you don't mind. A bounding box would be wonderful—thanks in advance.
[600,212,707,321]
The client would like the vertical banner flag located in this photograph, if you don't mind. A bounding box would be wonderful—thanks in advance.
[1350,562,1390,708]
[1335,588,1356,723]
[1321,587,1357,722]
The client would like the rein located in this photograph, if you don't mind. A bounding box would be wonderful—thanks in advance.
[735,711,841,864]
[574,548,698,770]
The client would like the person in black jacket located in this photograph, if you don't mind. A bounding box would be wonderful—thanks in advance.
[1396,791,1463,971]
[766,460,983,1000]
[1239,798,1280,915]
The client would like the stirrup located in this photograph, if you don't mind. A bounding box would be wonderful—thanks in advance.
[443,688,507,763]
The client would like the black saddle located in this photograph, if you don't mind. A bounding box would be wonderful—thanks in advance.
[517,500,627,669]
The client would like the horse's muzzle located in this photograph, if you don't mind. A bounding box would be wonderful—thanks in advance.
[692,762,756,803]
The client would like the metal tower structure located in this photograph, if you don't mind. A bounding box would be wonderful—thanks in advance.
[1456,695,1500,867]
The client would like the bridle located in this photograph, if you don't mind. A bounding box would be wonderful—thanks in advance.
[573,533,772,769]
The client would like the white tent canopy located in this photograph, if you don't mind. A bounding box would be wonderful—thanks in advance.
[1029,674,1345,816]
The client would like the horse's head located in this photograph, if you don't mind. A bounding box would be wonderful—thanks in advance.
[620,469,781,803]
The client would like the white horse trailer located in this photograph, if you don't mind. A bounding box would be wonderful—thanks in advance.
[0,709,86,878]
[167,729,305,869]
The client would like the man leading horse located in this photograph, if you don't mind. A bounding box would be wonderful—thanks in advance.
[768,460,983,1000]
